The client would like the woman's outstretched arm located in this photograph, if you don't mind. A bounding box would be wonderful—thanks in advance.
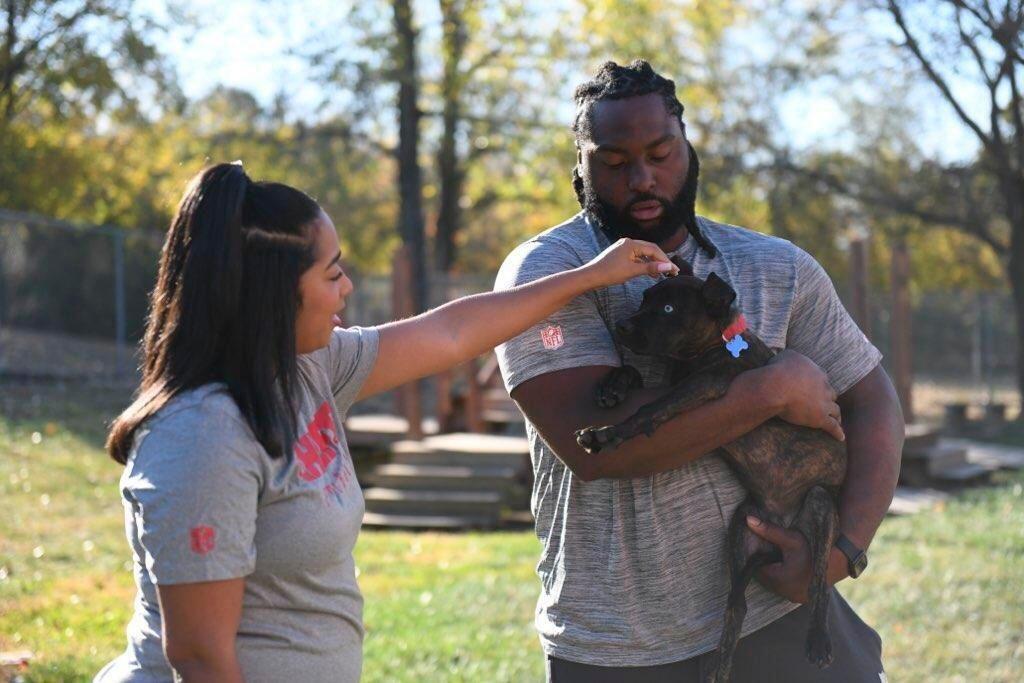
[356,238,676,400]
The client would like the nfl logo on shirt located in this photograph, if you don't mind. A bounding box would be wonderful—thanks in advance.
[189,525,216,555]
[540,325,564,350]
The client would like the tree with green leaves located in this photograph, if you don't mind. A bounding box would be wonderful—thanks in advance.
[0,0,177,127]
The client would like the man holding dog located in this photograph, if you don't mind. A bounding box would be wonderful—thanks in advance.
[494,60,904,681]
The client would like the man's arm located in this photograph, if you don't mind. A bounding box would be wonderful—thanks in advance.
[749,364,904,601]
[835,365,904,551]
[511,350,845,482]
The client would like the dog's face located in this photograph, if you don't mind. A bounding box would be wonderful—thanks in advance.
[615,257,737,358]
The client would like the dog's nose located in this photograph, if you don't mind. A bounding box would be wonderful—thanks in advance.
[615,320,635,338]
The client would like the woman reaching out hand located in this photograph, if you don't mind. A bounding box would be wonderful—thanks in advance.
[95,162,677,683]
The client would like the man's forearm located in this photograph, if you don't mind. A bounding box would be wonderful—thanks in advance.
[584,368,781,480]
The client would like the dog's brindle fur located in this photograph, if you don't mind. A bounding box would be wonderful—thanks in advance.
[574,258,846,683]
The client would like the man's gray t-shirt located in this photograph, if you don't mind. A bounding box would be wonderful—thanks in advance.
[494,213,881,666]
[96,326,379,683]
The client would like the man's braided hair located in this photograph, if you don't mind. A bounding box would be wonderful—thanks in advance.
[572,60,685,144]
[571,59,715,256]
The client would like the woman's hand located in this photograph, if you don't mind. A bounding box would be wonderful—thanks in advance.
[581,238,679,287]
[358,239,676,400]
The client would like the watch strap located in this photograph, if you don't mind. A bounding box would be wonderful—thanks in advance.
[835,533,868,578]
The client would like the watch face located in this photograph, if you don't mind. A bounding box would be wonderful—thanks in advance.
[851,553,868,578]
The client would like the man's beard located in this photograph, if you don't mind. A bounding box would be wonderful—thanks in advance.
[580,142,700,246]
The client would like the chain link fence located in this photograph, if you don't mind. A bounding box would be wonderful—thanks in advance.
[0,210,161,382]
[0,208,1018,418]
[0,209,497,384]
[865,290,1014,388]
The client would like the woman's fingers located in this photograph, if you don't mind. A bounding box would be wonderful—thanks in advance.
[645,261,676,277]
[626,239,679,276]
[586,238,678,287]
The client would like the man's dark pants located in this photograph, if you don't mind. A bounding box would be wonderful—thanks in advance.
[546,590,884,683]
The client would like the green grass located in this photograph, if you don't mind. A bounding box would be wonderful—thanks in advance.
[2,383,1023,681]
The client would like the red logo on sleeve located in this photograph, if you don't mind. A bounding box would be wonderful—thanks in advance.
[190,525,216,554]
[540,325,564,350]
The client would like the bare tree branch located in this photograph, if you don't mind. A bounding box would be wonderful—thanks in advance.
[772,158,1008,253]
[956,6,997,89]
[887,0,999,156]
[950,0,998,31]
[464,45,502,78]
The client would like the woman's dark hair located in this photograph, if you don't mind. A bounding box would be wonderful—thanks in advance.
[107,162,322,464]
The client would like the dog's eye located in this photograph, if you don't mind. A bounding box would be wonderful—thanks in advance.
[663,304,674,314]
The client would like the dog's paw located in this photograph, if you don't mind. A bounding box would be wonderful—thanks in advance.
[596,384,627,409]
[575,426,622,453]
[594,366,642,409]
[805,629,833,669]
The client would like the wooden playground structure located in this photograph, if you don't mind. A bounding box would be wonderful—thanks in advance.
[344,247,533,529]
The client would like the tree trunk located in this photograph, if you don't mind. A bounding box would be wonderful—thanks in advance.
[890,235,914,423]
[994,169,1024,414]
[435,0,467,273]
[393,0,429,313]
[2,0,19,124]
[435,116,463,272]
[1009,221,1024,415]
[849,237,871,338]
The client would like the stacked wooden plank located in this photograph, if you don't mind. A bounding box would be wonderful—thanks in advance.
[899,424,992,488]
[359,432,530,529]
[349,414,1024,529]
[345,414,439,449]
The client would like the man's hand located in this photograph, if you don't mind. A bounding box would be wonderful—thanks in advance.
[745,516,849,604]
[764,350,844,442]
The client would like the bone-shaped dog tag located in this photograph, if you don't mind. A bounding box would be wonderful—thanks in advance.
[725,335,748,358]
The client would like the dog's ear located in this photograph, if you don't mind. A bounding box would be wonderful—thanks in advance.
[670,255,693,276]
[702,272,736,318]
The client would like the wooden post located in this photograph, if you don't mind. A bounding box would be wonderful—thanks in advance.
[436,369,453,432]
[391,246,423,439]
[849,237,871,338]
[890,237,914,423]
[464,357,485,433]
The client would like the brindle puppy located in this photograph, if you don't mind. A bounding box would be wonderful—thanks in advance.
[575,258,846,683]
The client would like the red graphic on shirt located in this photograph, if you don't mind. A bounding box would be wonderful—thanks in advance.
[294,401,342,482]
[190,525,216,554]
[540,325,564,350]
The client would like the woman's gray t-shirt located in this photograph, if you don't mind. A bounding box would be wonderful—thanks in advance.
[96,326,379,683]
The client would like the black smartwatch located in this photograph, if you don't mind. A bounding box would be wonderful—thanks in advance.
[835,534,868,578]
